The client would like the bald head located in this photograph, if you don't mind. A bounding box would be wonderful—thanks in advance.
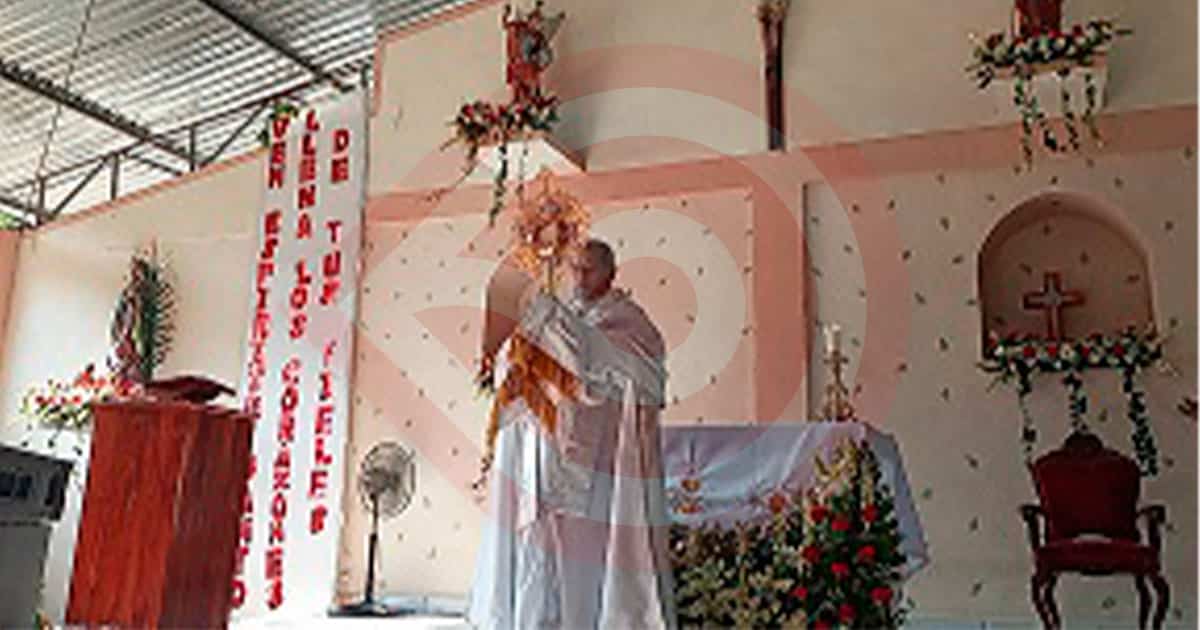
[574,238,616,300]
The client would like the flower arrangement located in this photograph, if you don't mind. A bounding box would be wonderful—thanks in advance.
[966,19,1131,164]
[20,364,139,434]
[442,90,560,225]
[669,444,908,629]
[979,326,1164,475]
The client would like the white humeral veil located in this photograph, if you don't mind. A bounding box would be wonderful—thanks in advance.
[466,290,678,629]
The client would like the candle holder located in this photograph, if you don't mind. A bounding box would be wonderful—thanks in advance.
[820,345,856,422]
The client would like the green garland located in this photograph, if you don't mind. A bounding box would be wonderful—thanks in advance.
[981,327,1163,475]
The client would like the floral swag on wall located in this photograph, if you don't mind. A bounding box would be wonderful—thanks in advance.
[966,0,1131,165]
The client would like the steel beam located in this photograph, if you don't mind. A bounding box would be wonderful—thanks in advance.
[196,0,352,92]
[0,190,38,224]
[0,56,190,162]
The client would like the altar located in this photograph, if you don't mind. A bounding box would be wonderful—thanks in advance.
[661,421,928,577]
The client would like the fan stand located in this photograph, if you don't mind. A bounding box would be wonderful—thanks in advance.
[329,494,410,617]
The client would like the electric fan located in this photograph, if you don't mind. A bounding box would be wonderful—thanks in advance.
[330,441,416,617]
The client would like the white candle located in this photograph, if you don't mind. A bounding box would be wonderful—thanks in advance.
[825,324,842,356]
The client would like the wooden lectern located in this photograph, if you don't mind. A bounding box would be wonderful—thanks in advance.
[67,400,252,628]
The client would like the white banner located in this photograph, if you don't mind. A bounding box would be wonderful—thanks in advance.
[234,91,366,619]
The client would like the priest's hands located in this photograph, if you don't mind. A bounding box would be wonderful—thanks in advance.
[475,353,496,395]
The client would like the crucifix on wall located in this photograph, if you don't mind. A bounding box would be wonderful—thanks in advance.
[1022,271,1085,340]
[757,0,790,151]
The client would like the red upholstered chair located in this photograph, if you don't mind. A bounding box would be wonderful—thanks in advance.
[1020,432,1169,629]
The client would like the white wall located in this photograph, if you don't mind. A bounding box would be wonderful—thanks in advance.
[0,155,261,620]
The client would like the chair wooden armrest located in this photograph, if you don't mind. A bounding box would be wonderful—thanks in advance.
[1019,503,1044,550]
[1137,504,1167,552]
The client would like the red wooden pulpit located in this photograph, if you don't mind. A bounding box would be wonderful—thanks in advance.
[66,400,253,628]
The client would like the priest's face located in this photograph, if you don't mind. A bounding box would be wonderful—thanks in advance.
[573,244,614,302]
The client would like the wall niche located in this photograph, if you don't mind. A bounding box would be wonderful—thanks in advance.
[978,191,1154,350]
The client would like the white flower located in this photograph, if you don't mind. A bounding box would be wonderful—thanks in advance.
[1060,344,1077,361]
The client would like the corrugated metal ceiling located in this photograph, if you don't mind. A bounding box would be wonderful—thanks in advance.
[0,0,466,224]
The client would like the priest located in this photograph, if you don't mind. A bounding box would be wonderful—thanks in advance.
[466,239,678,629]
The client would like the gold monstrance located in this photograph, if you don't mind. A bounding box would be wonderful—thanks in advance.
[511,168,589,293]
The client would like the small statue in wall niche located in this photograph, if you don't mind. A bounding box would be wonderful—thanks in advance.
[1012,0,1064,39]
[503,1,565,107]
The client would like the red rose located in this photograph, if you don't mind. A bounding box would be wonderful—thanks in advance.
[871,586,894,604]
[1078,345,1091,358]
[810,503,829,523]
[802,545,821,564]
[791,585,807,600]
[839,603,856,623]
[813,620,831,630]
[856,545,877,563]
[1113,344,1126,357]
[831,516,851,532]
[1046,343,1059,357]
[831,562,850,578]
[862,504,879,523]
[1022,345,1037,359]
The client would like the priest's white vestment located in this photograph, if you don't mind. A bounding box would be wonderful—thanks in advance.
[466,289,678,629]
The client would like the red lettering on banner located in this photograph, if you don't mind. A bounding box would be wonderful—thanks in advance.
[315,405,334,435]
[293,261,312,296]
[269,142,286,165]
[232,580,246,608]
[296,212,313,239]
[266,544,285,609]
[256,261,275,288]
[319,279,341,307]
[305,110,320,132]
[240,518,253,545]
[289,314,308,340]
[298,184,316,209]
[278,413,295,443]
[309,468,329,497]
[319,372,333,402]
[326,220,343,244]
[323,340,337,365]
[331,128,350,183]
[330,157,349,183]
[310,505,328,534]
[281,384,299,412]
[333,129,350,152]
[269,519,285,546]
[322,250,341,277]
[267,167,284,189]
[265,209,283,235]
[300,155,317,183]
[266,547,284,579]
[314,438,333,467]
[273,449,291,490]
[272,116,291,139]
[268,578,283,610]
[261,235,279,262]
